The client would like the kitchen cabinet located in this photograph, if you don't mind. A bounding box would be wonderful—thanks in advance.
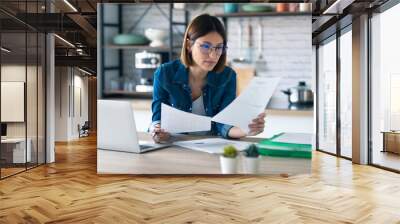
[233,67,255,96]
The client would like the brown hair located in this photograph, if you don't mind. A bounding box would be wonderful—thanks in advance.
[180,14,227,73]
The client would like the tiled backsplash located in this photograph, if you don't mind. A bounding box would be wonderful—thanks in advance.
[226,16,312,100]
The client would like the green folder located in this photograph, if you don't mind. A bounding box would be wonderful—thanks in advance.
[257,133,312,159]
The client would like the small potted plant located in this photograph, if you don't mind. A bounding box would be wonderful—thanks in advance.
[242,144,261,174]
[220,145,238,174]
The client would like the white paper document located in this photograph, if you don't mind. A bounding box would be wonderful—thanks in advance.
[211,77,280,133]
[161,103,211,133]
[174,138,253,154]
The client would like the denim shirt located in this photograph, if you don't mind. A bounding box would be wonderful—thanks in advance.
[151,59,237,138]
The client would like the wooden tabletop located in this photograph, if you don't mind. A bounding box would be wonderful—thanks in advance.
[97,133,311,175]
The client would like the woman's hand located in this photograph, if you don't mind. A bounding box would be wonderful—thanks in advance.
[227,112,266,138]
[151,124,171,143]
[247,112,266,136]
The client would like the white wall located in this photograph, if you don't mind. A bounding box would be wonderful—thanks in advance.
[55,67,89,141]
[72,74,89,138]
[1,82,25,122]
[1,64,46,163]
[227,15,312,101]
[55,67,69,141]
[1,66,26,140]
[1,65,36,137]
[1,66,26,129]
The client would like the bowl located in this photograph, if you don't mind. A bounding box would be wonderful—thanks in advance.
[144,28,168,47]
[113,34,149,45]
[242,4,274,12]
[224,3,239,13]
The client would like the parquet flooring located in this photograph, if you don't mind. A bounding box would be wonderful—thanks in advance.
[1,167,25,177]
[0,135,400,223]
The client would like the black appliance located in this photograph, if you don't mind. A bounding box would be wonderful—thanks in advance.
[1,123,7,137]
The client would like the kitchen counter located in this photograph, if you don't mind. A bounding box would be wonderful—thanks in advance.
[127,98,313,113]
[266,99,313,112]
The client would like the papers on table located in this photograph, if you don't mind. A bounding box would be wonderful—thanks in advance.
[174,138,253,154]
[161,103,211,133]
[211,77,280,133]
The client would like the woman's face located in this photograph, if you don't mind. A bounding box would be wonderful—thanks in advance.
[187,32,224,72]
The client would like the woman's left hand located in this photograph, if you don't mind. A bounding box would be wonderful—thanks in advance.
[248,112,266,136]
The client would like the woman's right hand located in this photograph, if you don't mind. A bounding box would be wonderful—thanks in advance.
[151,124,171,143]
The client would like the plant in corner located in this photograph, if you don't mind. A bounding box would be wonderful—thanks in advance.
[242,144,261,174]
[220,145,238,174]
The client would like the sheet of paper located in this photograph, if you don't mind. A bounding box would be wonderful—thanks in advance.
[174,138,253,154]
[211,77,280,133]
[161,103,211,133]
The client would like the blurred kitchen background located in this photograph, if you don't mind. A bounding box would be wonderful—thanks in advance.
[98,3,314,138]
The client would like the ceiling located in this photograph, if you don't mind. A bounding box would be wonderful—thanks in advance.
[311,0,390,44]
[0,0,393,74]
[0,0,99,73]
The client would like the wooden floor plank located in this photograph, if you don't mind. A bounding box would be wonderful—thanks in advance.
[0,135,399,223]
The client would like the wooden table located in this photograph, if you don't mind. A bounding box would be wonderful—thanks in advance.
[97,133,311,175]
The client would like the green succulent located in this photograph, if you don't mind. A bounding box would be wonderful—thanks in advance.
[222,145,238,158]
[243,144,259,158]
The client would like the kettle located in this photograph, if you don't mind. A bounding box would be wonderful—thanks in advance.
[281,81,313,105]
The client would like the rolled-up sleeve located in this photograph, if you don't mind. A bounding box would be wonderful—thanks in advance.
[150,65,169,132]
[215,70,237,139]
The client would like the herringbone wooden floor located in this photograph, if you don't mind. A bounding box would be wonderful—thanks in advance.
[1,135,400,224]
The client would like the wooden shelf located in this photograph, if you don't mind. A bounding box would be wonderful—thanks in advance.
[215,12,312,18]
[103,90,152,99]
[105,44,170,52]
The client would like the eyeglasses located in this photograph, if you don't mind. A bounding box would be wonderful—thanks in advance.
[193,41,227,56]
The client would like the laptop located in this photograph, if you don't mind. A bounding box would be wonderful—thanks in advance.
[97,100,170,153]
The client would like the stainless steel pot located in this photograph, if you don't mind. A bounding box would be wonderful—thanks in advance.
[282,81,313,104]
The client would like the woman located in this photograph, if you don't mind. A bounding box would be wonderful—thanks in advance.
[151,14,265,143]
